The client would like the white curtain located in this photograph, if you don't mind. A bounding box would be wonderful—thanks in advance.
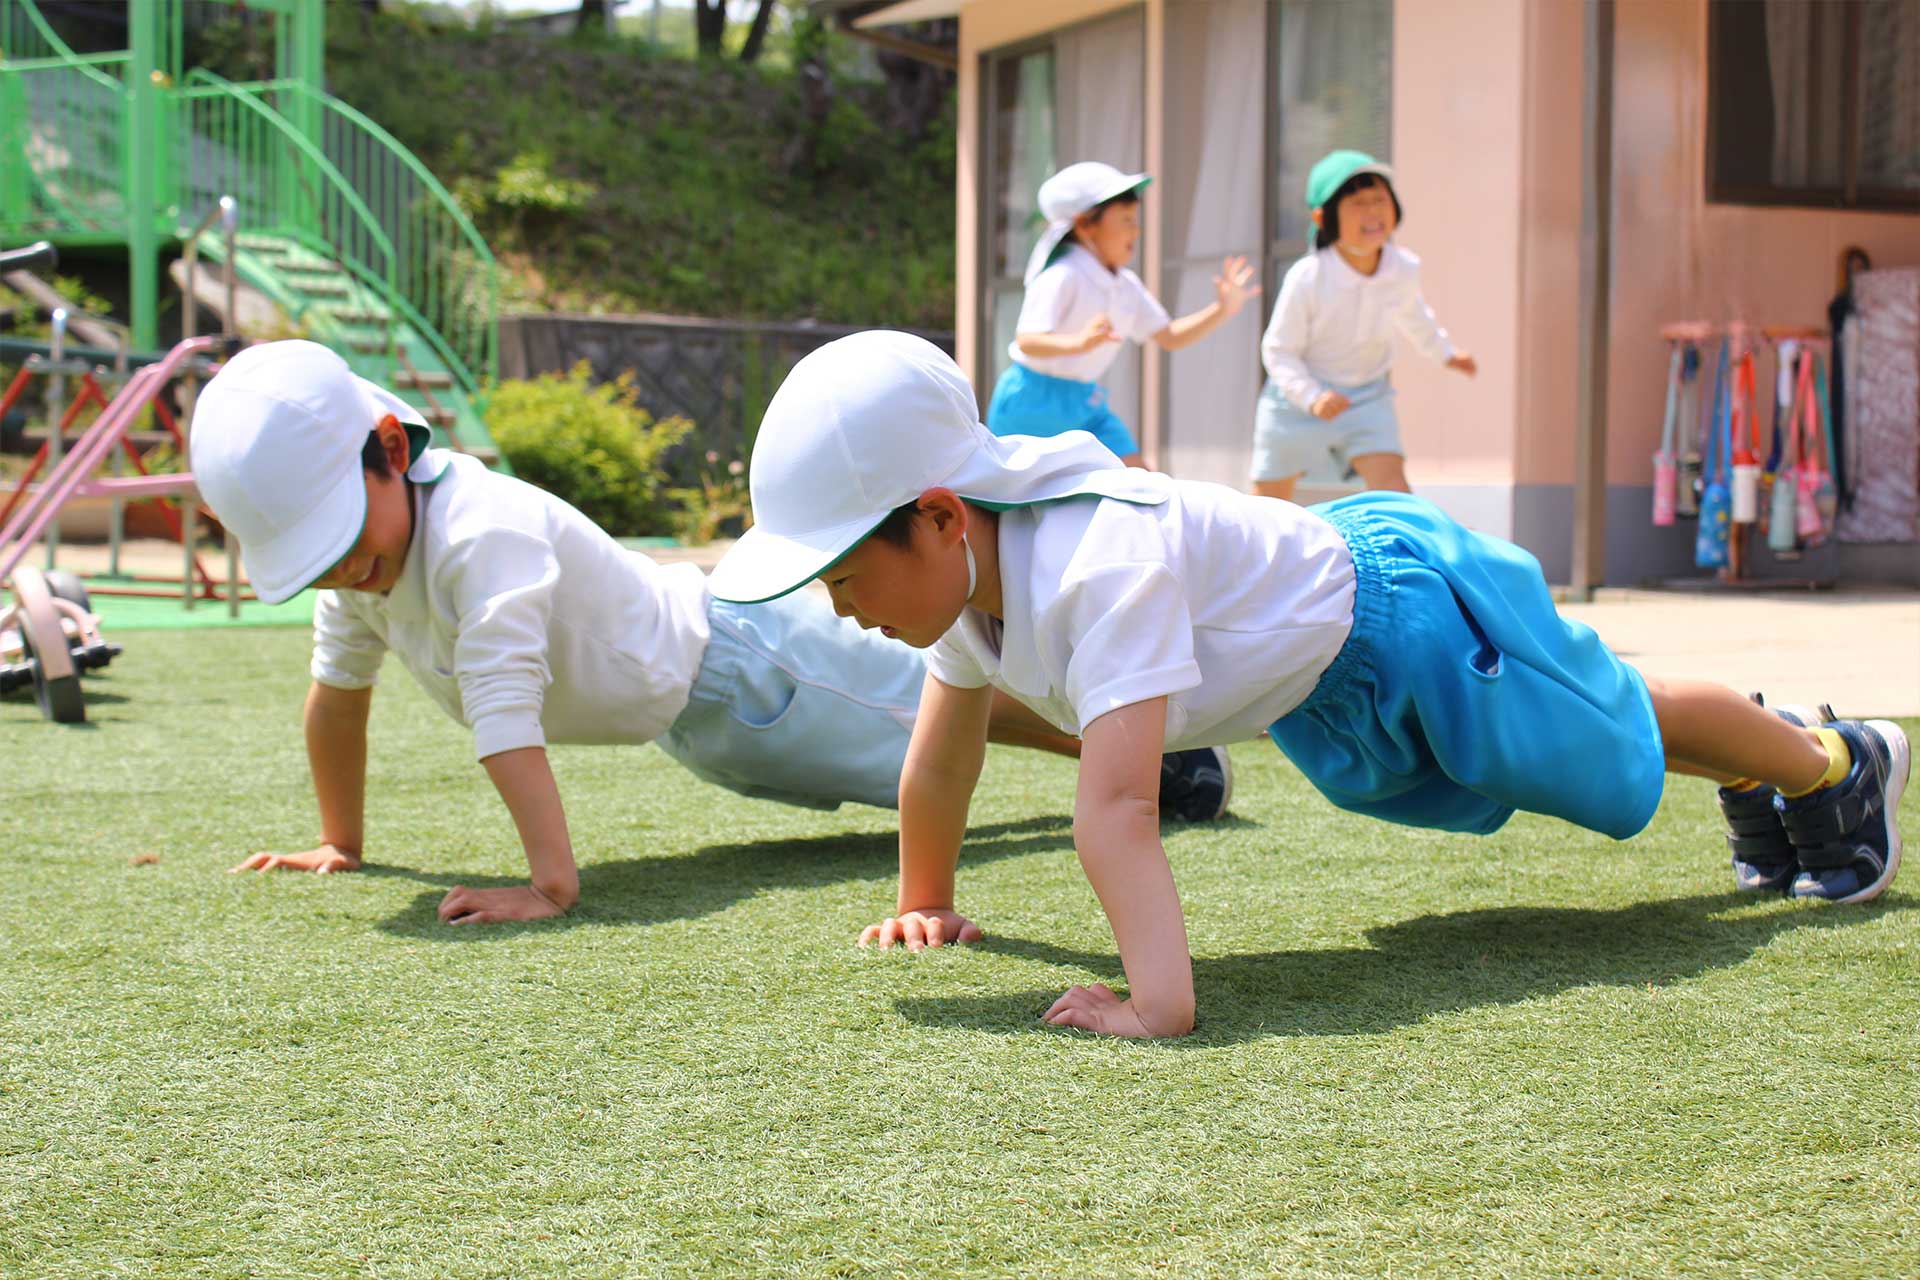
[1855,0,1920,192]
[1054,10,1146,435]
[1763,0,1849,190]
[1161,0,1267,485]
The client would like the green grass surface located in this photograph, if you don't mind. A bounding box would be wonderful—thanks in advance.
[78,586,318,633]
[5,628,1916,1278]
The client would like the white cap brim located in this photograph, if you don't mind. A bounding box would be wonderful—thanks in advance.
[245,461,368,604]
[706,427,1166,604]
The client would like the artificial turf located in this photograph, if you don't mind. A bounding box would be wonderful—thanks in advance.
[4,627,1915,1278]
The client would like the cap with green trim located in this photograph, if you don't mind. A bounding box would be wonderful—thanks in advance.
[1024,161,1153,285]
[189,339,439,604]
[706,331,1167,605]
[1304,149,1395,211]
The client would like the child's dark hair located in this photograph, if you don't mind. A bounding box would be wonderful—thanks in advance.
[868,500,921,548]
[361,430,393,477]
[1315,172,1402,250]
[1072,188,1140,246]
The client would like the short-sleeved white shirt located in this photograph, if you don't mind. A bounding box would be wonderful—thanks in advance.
[925,475,1356,749]
[310,452,712,760]
[1008,243,1172,383]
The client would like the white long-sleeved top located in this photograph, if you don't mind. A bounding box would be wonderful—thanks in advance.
[310,451,712,760]
[1260,244,1455,410]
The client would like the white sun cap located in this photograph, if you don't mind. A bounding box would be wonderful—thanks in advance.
[189,339,433,604]
[706,330,1167,604]
[1023,161,1152,285]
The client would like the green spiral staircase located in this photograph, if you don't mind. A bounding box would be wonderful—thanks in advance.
[0,0,503,463]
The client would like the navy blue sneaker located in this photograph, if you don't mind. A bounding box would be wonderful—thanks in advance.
[1778,719,1909,905]
[1159,747,1232,822]
[1724,701,1827,893]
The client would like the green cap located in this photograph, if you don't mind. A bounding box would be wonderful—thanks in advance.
[1305,149,1395,210]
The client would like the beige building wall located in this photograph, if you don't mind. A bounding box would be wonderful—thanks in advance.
[951,0,1920,583]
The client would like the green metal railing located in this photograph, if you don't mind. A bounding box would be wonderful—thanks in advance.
[1,0,497,390]
[175,70,400,334]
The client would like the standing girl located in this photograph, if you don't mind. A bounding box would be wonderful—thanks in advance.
[1253,150,1476,499]
[989,161,1258,468]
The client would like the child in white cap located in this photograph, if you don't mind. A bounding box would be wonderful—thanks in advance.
[189,341,1231,926]
[986,161,1259,467]
[708,330,1907,1038]
[1255,149,1476,499]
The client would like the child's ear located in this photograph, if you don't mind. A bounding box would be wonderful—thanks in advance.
[1309,207,1324,231]
[376,413,410,475]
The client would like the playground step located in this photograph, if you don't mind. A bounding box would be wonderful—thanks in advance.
[391,369,453,390]
[287,278,352,298]
[234,235,291,254]
[318,307,391,325]
[346,337,391,354]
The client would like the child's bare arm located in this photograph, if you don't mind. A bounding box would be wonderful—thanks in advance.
[860,673,993,950]
[1151,256,1259,352]
[437,746,578,925]
[1044,696,1196,1038]
[1016,313,1122,359]
[230,680,369,874]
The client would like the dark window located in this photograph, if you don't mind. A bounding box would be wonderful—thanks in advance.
[1708,0,1920,211]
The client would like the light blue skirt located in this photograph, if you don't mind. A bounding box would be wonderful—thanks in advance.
[1270,493,1665,839]
[1251,376,1402,482]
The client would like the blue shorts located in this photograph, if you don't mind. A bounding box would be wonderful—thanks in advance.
[987,363,1138,458]
[1270,493,1665,839]
[1252,376,1402,482]
[657,592,923,810]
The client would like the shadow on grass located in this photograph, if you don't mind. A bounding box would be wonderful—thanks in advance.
[368,814,1082,939]
[891,893,1911,1043]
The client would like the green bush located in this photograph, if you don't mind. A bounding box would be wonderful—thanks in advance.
[485,362,693,536]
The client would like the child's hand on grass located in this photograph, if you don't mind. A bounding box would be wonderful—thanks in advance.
[1043,983,1173,1038]
[858,908,981,952]
[1446,351,1478,377]
[437,884,569,926]
[1213,255,1261,317]
[1309,390,1351,420]
[229,844,362,875]
[1077,313,1121,353]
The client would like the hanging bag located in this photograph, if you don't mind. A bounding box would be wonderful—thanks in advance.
[1730,351,1762,523]
[1676,344,1704,517]
[1793,349,1829,543]
[1652,345,1682,525]
[1767,345,1801,552]
[1695,341,1733,569]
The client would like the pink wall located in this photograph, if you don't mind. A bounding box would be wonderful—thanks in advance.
[1388,0,1528,490]
[1606,0,1920,487]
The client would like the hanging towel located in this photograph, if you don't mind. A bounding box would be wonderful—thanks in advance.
[1836,267,1920,543]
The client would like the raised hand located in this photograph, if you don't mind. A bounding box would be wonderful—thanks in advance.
[1213,255,1261,317]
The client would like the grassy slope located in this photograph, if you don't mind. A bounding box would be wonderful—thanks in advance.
[3,627,1916,1278]
[324,13,957,329]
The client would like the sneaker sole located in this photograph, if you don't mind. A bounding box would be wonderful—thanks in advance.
[1216,747,1234,819]
[1832,720,1909,905]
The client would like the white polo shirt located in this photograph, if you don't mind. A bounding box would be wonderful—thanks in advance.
[310,451,712,759]
[1260,244,1456,409]
[925,475,1356,750]
[1009,243,1172,383]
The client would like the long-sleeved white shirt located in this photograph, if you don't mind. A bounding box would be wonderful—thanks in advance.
[310,451,712,759]
[1260,244,1455,410]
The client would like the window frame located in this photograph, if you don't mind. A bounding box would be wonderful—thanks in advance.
[1704,0,1920,213]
